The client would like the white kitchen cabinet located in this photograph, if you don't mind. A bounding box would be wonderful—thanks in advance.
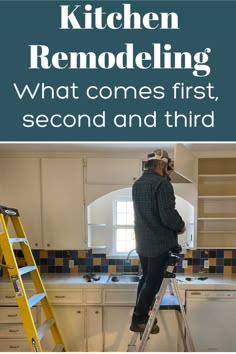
[174,144,197,183]
[0,158,42,249]
[52,305,86,351]
[0,305,38,352]
[41,158,85,249]
[103,306,133,352]
[103,306,181,352]
[103,288,182,352]
[42,304,103,352]
[45,288,103,352]
[86,306,103,351]
[86,157,141,185]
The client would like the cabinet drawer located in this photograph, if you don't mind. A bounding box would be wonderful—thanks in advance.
[0,292,16,304]
[0,307,37,323]
[47,290,84,304]
[0,323,26,338]
[103,289,136,305]
[85,290,102,304]
[0,290,35,305]
[0,339,29,352]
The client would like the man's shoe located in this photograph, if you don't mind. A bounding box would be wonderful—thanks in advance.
[150,317,158,325]
[130,321,160,334]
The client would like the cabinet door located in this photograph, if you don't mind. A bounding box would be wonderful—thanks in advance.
[104,307,180,352]
[174,144,197,183]
[52,306,86,352]
[41,158,85,249]
[0,158,42,249]
[86,307,103,352]
[103,306,134,352]
[139,310,180,352]
[86,158,141,185]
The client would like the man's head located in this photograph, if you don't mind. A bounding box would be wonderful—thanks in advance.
[144,149,170,176]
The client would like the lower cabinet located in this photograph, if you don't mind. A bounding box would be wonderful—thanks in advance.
[0,286,183,352]
[86,307,103,352]
[103,307,181,352]
[53,306,86,351]
[103,306,134,352]
[42,305,103,352]
[0,305,38,352]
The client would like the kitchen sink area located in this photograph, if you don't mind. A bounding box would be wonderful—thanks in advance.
[107,273,141,283]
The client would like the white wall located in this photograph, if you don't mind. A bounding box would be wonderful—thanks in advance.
[88,188,132,255]
[88,186,194,254]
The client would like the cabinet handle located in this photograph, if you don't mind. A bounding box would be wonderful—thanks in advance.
[55,296,65,298]
[95,310,99,314]
[76,310,81,314]
[47,243,51,247]
[9,329,19,333]
[8,314,18,317]
[5,295,15,298]
[35,243,38,247]
[133,177,137,181]
[9,345,19,349]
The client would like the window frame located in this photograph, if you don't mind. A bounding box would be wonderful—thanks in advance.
[112,196,136,256]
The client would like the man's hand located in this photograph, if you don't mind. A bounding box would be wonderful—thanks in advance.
[167,161,174,176]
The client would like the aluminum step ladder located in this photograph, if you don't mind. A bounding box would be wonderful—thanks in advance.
[127,249,195,352]
[0,205,66,352]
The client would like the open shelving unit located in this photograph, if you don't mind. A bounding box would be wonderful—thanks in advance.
[197,158,236,248]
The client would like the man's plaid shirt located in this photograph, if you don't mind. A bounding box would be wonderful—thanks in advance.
[132,170,185,257]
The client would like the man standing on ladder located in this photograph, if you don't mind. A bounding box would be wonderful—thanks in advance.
[130,149,186,334]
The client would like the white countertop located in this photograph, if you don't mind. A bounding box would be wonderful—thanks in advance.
[0,273,236,290]
[176,274,236,290]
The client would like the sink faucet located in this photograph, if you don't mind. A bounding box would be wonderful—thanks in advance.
[126,248,136,261]
[126,249,142,275]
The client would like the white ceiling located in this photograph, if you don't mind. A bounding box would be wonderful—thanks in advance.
[0,142,236,155]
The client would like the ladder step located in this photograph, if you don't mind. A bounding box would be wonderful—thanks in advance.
[53,344,64,352]
[10,237,28,243]
[19,266,36,276]
[37,318,55,341]
[28,293,46,308]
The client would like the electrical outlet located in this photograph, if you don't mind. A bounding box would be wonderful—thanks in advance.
[182,260,188,269]
[69,259,74,268]
[204,260,209,269]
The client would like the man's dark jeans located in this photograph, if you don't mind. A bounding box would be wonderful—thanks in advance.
[132,252,169,324]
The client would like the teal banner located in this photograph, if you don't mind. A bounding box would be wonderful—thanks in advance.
[0,1,235,141]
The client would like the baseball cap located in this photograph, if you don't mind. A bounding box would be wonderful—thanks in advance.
[147,149,170,164]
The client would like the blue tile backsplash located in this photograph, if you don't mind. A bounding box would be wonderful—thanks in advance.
[0,248,235,276]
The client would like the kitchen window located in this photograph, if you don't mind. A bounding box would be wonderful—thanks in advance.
[113,198,135,254]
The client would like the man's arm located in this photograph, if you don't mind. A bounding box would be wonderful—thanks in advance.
[157,179,185,232]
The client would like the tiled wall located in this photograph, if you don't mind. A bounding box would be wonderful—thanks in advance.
[1,249,236,276]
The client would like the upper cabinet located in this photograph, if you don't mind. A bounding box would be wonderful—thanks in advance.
[0,157,86,250]
[0,158,43,249]
[173,144,197,183]
[86,158,141,185]
[197,158,236,248]
[41,158,85,250]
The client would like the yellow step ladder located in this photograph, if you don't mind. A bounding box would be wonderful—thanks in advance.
[0,205,66,352]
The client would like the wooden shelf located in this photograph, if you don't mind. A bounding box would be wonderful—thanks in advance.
[198,217,236,220]
[90,245,107,249]
[198,158,236,248]
[198,230,236,234]
[199,174,236,183]
[88,224,107,227]
[198,195,236,199]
